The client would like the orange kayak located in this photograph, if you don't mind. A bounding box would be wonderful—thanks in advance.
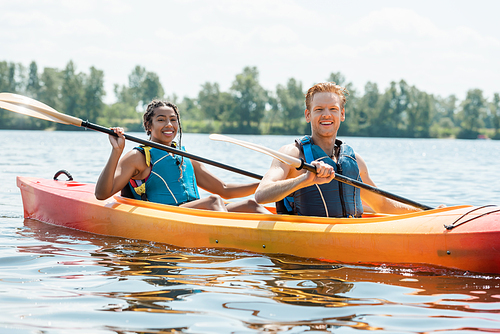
[17,176,500,274]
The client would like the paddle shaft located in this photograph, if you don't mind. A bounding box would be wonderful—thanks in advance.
[298,160,433,210]
[0,93,432,210]
[81,121,263,180]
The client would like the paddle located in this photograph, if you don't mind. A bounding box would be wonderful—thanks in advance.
[0,93,262,180]
[209,134,434,211]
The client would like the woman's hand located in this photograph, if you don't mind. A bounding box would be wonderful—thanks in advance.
[109,127,125,151]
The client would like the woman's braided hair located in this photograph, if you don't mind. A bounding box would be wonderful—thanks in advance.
[143,100,184,175]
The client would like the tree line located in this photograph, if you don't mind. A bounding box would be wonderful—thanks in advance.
[1,60,499,139]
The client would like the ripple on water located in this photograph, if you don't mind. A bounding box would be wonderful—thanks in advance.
[1,133,500,332]
[0,224,498,333]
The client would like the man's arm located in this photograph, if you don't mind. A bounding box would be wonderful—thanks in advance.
[356,153,421,214]
[255,144,335,204]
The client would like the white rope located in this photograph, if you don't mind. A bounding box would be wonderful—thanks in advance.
[315,184,329,217]
[151,171,178,204]
[154,154,168,164]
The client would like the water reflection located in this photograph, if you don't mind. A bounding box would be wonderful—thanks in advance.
[4,132,500,332]
[13,219,500,333]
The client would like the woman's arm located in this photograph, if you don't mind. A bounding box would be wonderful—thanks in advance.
[191,160,260,199]
[95,128,147,200]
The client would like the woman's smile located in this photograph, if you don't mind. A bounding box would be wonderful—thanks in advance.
[149,106,179,144]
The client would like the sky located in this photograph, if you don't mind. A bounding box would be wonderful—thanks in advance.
[1,0,499,104]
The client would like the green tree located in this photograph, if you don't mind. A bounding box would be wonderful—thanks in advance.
[491,93,500,138]
[7,62,17,93]
[326,72,362,135]
[141,71,164,105]
[434,95,458,126]
[0,62,13,128]
[275,78,304,133]
[406,88,432,138]
[178,96,201,121]
[372,80,418,137]
[129,65,146,104]
[327,72,346,86]
[60,61,85,128]
[99,102,140,130]
[0,61,19,93]
[356,81,380,134]
[397,80,411,129]
[458,89,486,139]
[114,66,146,108]
[114,83,135,106]
[230,66,268,132]
[0,61,10,92]
[0,61,43,129]
[26,61,41,99]
[327,71,357,95]
[482,94,496,129]
[370,81,402,137]
[444,95,458,125]
[0,61,26,94]
[198,82,224,120]
[84,66,105,123]
[218,92,237,124]
[340,89,360,136]
[264,92,279,133]
[115,66,164,110]
[39,67,62,112]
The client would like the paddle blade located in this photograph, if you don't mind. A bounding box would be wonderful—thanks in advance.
[0,93,58,112]
[209,134,302,168]
[0,100,71,125]
[0,93,82,126]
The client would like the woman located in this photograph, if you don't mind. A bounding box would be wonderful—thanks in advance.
[95,100,269,213]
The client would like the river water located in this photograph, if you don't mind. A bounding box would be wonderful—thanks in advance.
[1,130,500,333]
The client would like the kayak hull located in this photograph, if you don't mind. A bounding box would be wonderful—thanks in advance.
[17,176,500,274]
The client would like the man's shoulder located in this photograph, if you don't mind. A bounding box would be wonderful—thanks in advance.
[279,142,302,158]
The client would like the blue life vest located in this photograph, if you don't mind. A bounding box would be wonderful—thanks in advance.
[277,136,363,218]
[127,145,200,206]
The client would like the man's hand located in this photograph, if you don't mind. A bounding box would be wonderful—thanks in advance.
[305,160,336,186]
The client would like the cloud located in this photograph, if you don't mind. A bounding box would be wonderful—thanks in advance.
[1,1,499,102]
[57,19,115,38]
[58,0,134,14]
[252,25,299,44]
[347,7,500,50]
[451,26,500,48]
[348,8,444,38]
[341,6,500,83]
[191,0,317,21]
[155,23,298,53]
[0,10,114,38]
[0,10,54,28]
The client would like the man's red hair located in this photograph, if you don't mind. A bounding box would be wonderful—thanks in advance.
[305,82,349,110]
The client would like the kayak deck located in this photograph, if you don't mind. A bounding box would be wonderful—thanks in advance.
[17,176,500,274]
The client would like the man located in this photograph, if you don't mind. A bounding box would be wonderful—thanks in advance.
[254,82,421,217]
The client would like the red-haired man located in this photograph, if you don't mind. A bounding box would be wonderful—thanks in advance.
[255,82,421,217]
